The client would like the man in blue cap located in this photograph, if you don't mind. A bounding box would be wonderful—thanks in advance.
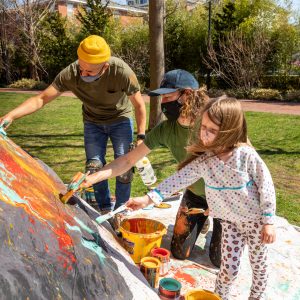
[82,69,222,266]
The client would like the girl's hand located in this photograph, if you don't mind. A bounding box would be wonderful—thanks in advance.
[261,224,276,244]
[125,196,152,211]
[204,208,210,216]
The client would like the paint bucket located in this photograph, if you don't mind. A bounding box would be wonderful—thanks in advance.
[140,257,161,288]
[151,247,170,275]
[158,278,182,300]
[119,218,167,263]
[184,289,221,300]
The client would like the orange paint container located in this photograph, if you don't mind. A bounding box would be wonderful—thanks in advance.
[151,247,170,275]
[140,257,161,288]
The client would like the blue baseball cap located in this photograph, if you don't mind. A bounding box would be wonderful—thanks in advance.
[148,69,199,96]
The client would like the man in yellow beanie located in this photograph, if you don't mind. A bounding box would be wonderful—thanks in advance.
[0,35,146,214]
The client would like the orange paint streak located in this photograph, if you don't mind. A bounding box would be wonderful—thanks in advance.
[173,266,197,286]
[0,136,78,270]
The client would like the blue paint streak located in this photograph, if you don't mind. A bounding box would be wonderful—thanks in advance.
[0,162,16,183]
[278,281,290,292]
[66,217,106,263]
[0,181,27,204]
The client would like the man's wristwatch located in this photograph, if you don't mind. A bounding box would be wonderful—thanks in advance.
[137,134,146,141]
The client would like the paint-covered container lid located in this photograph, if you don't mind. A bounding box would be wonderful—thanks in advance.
[159,278,182,291]
[140,256,161,268]
[184,289,221,300]
[151,247,170,257]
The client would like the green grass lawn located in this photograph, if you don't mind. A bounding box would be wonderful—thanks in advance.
[1,92,300,226]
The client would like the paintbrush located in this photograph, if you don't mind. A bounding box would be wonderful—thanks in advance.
[94,204,128,224]
[60,172,88,204]
[0,120,9,136]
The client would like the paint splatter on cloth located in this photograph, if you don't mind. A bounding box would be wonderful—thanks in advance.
[130,199,300,299]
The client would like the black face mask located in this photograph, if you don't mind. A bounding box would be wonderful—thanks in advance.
[161,97,183,121]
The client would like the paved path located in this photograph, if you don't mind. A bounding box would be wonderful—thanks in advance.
[1,88,300,115]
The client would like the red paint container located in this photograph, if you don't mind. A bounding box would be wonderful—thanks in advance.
[158,278,182,300]
[151,247,170,275]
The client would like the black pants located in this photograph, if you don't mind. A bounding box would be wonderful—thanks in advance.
[170,189,222,267]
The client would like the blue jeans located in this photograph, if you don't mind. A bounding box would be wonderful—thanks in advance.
[84,119,133,211]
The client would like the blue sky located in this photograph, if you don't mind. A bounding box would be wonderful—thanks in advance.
[279,0,300,12]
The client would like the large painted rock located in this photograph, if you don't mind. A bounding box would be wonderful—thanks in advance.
[0,133,159,299]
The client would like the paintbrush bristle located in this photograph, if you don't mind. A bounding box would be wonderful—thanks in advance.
[60,190,74,204]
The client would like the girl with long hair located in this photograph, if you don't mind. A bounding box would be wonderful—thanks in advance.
[126,97,276,300]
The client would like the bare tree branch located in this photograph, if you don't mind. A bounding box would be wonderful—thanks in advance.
[1,0,56,80]
[205,30,272,94]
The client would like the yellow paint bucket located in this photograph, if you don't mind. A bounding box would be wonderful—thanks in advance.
[119,218,167,263]
[185,289,221,300]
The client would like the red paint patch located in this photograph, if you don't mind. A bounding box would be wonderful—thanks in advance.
[28,215,35,224]
[173,269,196,286]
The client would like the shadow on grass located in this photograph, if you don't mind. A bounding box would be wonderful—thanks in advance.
[152,159,177,168]
[19,145,85,150]
[10,134,83,138]
[258,148,300,155]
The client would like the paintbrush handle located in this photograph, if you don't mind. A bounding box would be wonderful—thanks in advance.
[95,205,128,224]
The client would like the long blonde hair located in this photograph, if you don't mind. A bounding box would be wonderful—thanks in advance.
[179,97,248,169]
[180,86,209,124]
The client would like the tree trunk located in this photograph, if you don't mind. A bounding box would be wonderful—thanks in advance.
[0,6,12,84]
[148,0,165,130]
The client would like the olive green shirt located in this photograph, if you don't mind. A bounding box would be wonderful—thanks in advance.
[52,57,140,124]
[144,120,205,197]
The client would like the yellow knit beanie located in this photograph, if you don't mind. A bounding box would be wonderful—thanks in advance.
[77,35,111,64]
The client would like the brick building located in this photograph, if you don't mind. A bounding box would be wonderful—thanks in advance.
[56,0,147,25]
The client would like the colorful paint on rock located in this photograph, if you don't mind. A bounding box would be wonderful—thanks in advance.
[0,134,159,299]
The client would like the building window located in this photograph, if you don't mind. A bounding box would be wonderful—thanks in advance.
[140,0,148,4]
[113,11,120,19]
[67,3,73,16]
[128,1,135,5]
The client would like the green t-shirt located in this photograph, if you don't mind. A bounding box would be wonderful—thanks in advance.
[144,120,205,197]
[52,57,140,124]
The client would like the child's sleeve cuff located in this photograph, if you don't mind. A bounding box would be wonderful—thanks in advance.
[147,188,164,205]
[262,213,275,225]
